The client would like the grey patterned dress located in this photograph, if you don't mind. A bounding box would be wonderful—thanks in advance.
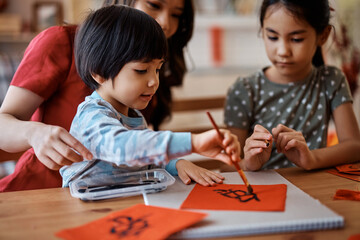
[225,65,353,169]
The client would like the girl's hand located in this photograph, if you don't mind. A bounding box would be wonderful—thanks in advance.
[272,124,315,169]
[242,124,272,171]
[176,159,224,186]
[29,123,93,170]
[191,129,241,166]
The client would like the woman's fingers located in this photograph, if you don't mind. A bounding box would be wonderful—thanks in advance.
[60,130,93,161]
[32,125,92,169]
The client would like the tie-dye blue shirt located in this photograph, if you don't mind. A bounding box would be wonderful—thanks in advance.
[60,91,191,187]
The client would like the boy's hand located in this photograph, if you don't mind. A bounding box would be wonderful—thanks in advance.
[176,159,224,186]
[272,124,315,169]
[242,124,272,171]
[191,129,241,165]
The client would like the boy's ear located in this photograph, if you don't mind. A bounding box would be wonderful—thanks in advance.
[91,73,106,85]
[318,25,332,46]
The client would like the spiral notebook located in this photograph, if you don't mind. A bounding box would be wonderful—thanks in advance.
[143,170,344,239]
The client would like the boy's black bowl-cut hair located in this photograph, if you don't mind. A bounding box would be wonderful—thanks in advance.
[75,5,168,90]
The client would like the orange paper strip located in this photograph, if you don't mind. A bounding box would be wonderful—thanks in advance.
[348,233,360,240]
[327,168,360,182]
[334,189,360,201]
[336,163,360,175]
[210,26,223,67]
[181,184,287,211]
[56,204,206,240]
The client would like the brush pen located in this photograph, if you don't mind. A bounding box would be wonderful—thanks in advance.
[206,111,253,194]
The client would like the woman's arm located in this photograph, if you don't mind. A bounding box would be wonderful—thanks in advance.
[0,86,43,151]
[0,86,92,169]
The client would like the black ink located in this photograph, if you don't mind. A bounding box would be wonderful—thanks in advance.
[213,188,260,202]
[349,164,359,170]
[110,215,149,237]
[88,183,152,192]
[86,179,160,193]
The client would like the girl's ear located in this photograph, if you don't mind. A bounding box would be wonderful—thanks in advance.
[91,73,106,85]
[318,25,332,46]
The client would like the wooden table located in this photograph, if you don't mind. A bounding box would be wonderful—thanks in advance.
[0,167,359,240]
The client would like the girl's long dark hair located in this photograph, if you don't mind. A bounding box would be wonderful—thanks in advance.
[103,0,194,130]
[259,0,331,67]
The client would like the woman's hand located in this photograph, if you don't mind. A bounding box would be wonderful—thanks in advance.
[0,86,93,170]
[29,123,93,170]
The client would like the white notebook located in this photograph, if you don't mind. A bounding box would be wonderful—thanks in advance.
[143,170,344,239]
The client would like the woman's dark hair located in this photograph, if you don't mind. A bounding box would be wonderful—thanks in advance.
[259,0,331,67]
[75,5,167,90]
[102,0,194,130]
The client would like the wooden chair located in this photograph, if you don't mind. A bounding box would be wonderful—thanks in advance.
[161,96,226,133]
[160,96,227,170]
[171,96,225,112]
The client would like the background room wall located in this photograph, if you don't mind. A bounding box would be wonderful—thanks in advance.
[0,0,359,125]
[0,0,359,177]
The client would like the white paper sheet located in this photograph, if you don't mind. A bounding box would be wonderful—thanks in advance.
[143,170,344,239]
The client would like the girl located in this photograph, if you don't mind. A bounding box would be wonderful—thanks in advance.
[0,0,194,192]
[61,5,240,187]
[224,0,360,171]
[130,0,194,131]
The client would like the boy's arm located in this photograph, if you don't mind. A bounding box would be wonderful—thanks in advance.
[74,102,241,169]
[165,159,179,175]
[73,104,192,167]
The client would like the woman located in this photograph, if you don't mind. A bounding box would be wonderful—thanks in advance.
[0,0,194,192]
[128,0,194,131]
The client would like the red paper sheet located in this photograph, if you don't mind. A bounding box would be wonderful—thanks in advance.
[180,184,287,211]
[56,204,206,240]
